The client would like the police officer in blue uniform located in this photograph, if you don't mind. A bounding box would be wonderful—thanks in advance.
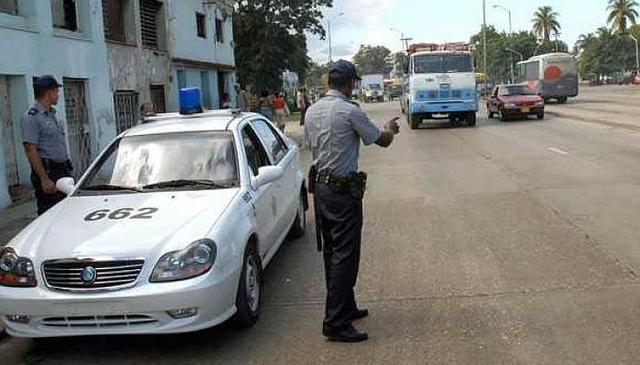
[305,60,400,342]
[22,75,73,215]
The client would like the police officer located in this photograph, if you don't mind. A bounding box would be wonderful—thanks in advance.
[22,75,73,215]
[305,60,400,342]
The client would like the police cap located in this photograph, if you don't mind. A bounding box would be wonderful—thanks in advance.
[34,75,62,93]
[329,60,362,81]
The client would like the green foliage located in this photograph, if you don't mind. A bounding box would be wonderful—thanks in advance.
[607,0,639,34]
[233,0,332,92]
[391,51,410,74]
[306,61,330,89]
[532,6,561,42]
[575,27,638,80]
[352,45,393,75]
[470,26,568,83]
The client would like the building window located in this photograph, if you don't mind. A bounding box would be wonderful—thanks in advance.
[114,91,139,134]
[139,0,163,49]
[51,0,78,31]
[177,70,187,90]
[0,0,18,15]
[215,17,223,43]
[196,12,206,38]
[102,0,132,43]
[150,85,166,113]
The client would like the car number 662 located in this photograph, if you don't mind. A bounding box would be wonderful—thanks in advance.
[84,208,159,221]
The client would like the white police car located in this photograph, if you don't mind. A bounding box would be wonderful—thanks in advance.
[0,91,308,337]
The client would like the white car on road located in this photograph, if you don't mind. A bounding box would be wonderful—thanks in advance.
[0,109,308,337]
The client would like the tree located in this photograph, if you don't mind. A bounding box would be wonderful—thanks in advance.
[391,51,410,75]
[352,45,392,75]
[607,0,639,34]
[532,6,561,42]
[233,0,332,93]
[574,27,637,81]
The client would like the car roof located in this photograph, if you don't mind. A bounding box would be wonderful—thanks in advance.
[123,110,261,137]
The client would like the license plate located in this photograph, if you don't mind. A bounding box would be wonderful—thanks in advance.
[521,107,530,113]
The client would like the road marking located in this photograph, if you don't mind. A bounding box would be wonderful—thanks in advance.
[548,147,569,155]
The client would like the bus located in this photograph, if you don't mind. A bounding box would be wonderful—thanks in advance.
[406,43,478,129]
[517,53,578,103]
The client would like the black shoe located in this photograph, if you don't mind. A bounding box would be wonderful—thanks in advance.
[350,308,369,321]
[323,325,368,343]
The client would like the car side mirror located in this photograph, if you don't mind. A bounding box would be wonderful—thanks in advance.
[254,166,284,188]
[56,177,76,196]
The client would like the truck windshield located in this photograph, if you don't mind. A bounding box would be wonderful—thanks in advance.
[78,132,239,194]
[414,54,473,74]
[367,84,381,90]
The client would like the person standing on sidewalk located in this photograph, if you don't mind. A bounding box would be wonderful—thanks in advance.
[297,87,309,126]
[272,91,287,132]
[304,60,400,343]
[235,83,249,112]
[21,75,73,215]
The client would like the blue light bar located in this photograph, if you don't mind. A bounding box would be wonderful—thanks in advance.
[179,87,203,115]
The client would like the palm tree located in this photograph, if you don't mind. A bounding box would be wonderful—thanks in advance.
[532,6,561,42]
[607,0,639,34]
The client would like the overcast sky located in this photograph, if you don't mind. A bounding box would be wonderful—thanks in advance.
[307,0,611,63]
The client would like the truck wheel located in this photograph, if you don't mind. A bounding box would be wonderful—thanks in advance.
[409,114,420,130]
[466,112,477,127]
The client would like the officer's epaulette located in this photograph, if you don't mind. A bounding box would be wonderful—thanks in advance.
[27,108,39,116]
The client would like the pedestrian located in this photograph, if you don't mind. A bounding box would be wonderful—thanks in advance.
[297,87,310,125]
[221,92,231,109]
[304,60,400,342]
[272,91,287,132]
[22,75,73,215]
[258,90,274,120]
[235,84,249,112]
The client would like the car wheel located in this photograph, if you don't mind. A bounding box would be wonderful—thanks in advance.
[410,114,420,130]
[233,243,262,328]
[500,112,508,122]
[288,190,306,238]
[537,112,545,120]
[488,111,494,119]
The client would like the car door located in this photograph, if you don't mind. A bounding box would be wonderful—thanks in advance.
[241,124,278,258]
[249,119,296,241]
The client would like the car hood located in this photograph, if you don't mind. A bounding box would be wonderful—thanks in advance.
[8,189,239,261]
[500,95,542,103]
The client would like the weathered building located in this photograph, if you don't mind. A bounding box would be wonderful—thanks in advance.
[0,0,116,209]
[104,0,237,133]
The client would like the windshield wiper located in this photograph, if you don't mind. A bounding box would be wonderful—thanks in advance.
[142,179,228,190]
[81,184,142,192]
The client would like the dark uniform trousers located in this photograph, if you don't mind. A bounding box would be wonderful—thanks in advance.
[31,159,72,215]
[315,184,363,330]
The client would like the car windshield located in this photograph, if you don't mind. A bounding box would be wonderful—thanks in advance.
[413,54,473,74]
[499,85,536,96]
[78,132,238,194]
[367,84,381,90]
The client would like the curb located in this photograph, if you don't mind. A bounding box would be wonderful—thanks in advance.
[546,109,640,132]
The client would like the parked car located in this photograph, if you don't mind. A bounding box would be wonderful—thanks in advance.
[634,73,640,86]
[487,84,545,121]
[0,106,308,338]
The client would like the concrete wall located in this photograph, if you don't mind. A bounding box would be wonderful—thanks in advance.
[0,0,115,208]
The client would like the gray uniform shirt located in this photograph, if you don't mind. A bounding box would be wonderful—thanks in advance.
[21,102,69,161]
[304,90,382,176]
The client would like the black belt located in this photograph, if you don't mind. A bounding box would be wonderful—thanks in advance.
[315,171,355,190]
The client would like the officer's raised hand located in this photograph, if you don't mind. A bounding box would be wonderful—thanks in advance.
[385,117,400,135]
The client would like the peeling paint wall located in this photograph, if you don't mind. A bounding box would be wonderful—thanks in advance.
[108,45,171,104]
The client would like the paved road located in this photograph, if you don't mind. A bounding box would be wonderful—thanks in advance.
[2,101,640,364]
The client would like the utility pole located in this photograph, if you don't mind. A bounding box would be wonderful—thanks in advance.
[482,0,488,97]
[494,4,513,82]
[327,12,344,64]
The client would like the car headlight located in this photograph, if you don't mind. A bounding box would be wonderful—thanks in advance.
[0,248,37,287]
[504,103,517,109]
[535,101,545,107]
[150,239,217,282]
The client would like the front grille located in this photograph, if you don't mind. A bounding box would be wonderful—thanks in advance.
[41,314,157,329]
[43,259,144,290]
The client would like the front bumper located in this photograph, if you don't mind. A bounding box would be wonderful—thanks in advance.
[502,106,544,116]
[410,100,478,114]
[0,266,240,338]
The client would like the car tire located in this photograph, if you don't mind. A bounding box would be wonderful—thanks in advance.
[488,111,494,119]
[537,112,545,120]
[233,243,262,328]
[557,97,568,104]
[500,112,508,122]
[288,190,306,238]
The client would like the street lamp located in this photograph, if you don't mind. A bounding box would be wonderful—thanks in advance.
[482,0,488,97]
[327,11,344,64]
[493,4,514,82]
[630,34,639,73]
[505,48,524,62]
